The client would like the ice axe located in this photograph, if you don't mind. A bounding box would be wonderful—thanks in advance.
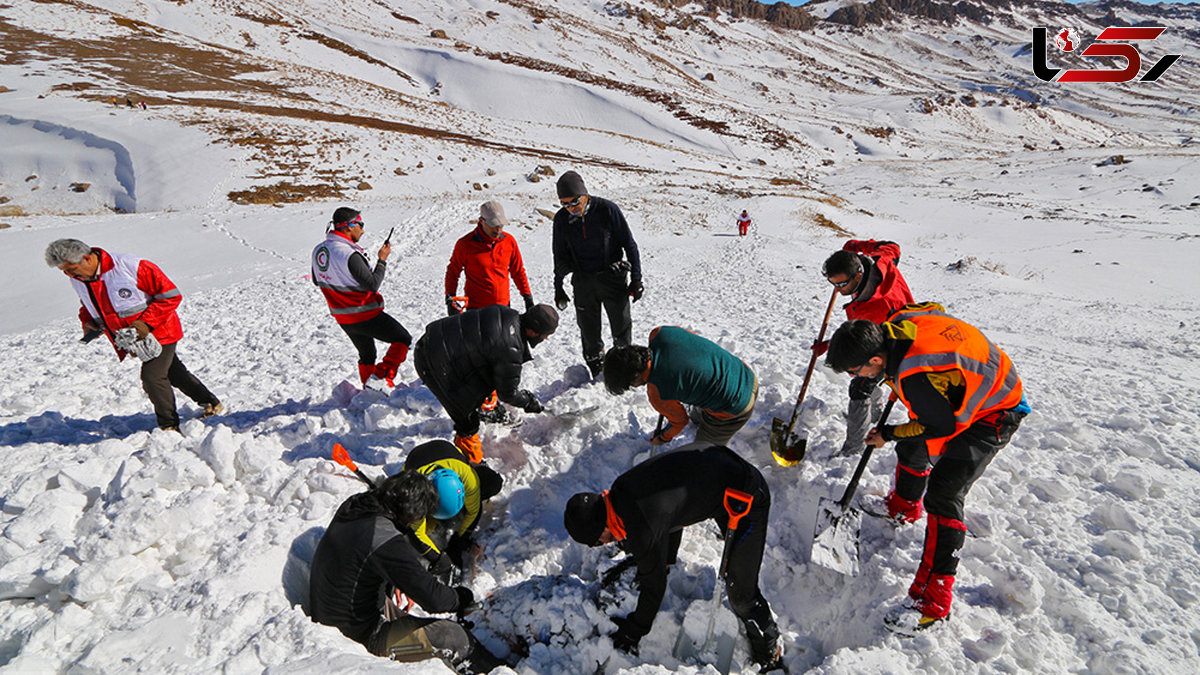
[770,287,840,466]
[810,397,897,576]
[331,443,378,488]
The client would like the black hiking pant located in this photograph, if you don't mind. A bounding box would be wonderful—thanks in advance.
[140,342,218,429]
[722,473,775,636]
[895,408,1024,577]
[339,312,412,366]
[571,269,631,365]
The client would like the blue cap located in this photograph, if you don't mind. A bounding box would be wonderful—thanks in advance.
[429,468,465,520]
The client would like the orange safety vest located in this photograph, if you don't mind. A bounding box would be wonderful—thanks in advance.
[887,304,1023,456]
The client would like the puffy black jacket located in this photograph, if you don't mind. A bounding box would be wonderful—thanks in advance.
[414,304,536,415]
[308,491,463,644]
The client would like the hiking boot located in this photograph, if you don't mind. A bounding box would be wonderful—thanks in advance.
[364,374,390,392]
[478,405,510,424]
[885,490,922,524]
[585,356,604,378]
[883,602,948,637]
[756,645,785,673]
[201,401,224,418]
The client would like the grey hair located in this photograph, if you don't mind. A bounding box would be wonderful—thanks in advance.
[45,239,93,267]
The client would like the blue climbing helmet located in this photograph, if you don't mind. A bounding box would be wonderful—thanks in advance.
[428,468,465,520]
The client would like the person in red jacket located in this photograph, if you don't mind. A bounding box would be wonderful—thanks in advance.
[737,210,752,236]
[816,239,915,455]
[313,207,412,389]
[444,200,533,315]
[45,239,221,431]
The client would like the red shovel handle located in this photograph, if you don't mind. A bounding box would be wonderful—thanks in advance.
[332,443,358,471]
[723,488,755,531]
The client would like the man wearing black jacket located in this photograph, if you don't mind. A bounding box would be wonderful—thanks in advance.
[308,470,502,672]
[563,444,783,671]
[413,303,558,463]
[552,170,643,377]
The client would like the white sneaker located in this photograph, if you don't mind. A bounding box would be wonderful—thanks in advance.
[883,603,947,637]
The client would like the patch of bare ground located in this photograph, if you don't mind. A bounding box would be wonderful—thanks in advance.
[299,31,417,86]
[2,3,651,207]
[812,212,851,235]
[227,182,345,206]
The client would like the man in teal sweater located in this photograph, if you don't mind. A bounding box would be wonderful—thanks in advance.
[603,326,758,446]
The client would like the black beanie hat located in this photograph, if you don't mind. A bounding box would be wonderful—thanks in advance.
[564,493,606,546]
[556,171,587,199]
[521,304,559,335]
[332,207,360,228]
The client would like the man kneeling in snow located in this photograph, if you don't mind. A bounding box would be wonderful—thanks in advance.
[564,444,783,672]
[308,469,503,672]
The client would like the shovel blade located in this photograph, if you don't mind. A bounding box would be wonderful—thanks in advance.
[769,417,807,467]
[810,497,862,576]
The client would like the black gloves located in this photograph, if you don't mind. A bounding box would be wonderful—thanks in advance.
[554,282,570,310]
[430,552,454,584]
[629,280,644,303]
[849,375,879,401]
[445,294,459,316]
[522,395,544,414]
[454,586,479,617]
[609,260,632,274]
[610,616,643,655]
[447,535,473,569]
[522,294,535,311]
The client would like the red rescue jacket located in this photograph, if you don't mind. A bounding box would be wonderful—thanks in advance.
[444,226,531,309]
[72,249,183,360]
[842,239,914,324]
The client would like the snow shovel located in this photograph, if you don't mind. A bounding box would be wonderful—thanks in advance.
[771,287,840,467]
[331,443,377,488]
[810,397,897,576]
[673,488,755,673]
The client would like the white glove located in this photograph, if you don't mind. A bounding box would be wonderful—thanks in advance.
[114,328,163,362]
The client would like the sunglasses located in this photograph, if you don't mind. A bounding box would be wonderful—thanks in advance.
[347,215,364,227]
[829,274,858,288]
[560,196,585,208]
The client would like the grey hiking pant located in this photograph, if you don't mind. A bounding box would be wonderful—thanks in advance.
[695,378,759,446]
[840,376,885,455]
[140,342,218,429]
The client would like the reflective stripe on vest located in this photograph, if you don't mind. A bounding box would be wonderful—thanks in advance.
[72,252,151,324]
[891,307,1022,455]
[312,233,383,320]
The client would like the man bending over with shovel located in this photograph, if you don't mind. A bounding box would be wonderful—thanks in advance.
[603,326,757,447]
[563,444,783,672]
[825,303,1028,635]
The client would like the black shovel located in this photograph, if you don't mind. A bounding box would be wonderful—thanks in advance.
[810,398,897,576]
[770,287,840,466]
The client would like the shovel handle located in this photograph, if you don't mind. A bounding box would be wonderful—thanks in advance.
[836,397,897,509]
[782,287,841,433]
[723,488,754,530]
[332,443,377,488]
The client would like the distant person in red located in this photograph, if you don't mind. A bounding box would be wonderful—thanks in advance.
[737,210,752,236]
[444,200,533,315]
[815,239,915,456]
[312,207,412,389]
[45,238,222,431]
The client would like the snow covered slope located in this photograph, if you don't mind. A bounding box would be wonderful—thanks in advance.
[1,1,1198,674]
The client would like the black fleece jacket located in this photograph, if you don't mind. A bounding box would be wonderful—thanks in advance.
[308,491,463,644]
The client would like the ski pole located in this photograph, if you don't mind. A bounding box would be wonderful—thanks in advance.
[331,443,377,488]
